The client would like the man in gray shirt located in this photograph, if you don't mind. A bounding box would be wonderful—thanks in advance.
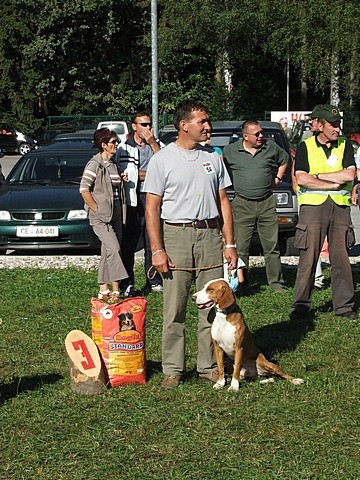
[144,100,238,388]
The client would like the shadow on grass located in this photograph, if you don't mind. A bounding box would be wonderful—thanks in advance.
[235,265,316,360]
[252,315,315,360]
[146,360,162,380]
[0,373,63,405]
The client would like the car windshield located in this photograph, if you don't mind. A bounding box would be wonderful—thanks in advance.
[7,154,91,183]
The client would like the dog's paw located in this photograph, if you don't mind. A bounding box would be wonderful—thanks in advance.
[291,378,304,385]
[213,380,226,390]
[228,385,239,392]
[259,377,275,384]
[227,378,239,391]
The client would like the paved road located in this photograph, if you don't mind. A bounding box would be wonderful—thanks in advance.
[1,154,360,256]
[1,153,20,177]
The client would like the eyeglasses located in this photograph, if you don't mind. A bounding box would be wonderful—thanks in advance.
[245,130,264,137]
[136,122,152,127]
[108,139,118,145]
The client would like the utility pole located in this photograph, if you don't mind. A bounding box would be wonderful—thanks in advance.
[286,55,290,112]
[151,0,159,137]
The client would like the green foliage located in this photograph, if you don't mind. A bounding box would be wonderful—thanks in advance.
[0,0,360,129]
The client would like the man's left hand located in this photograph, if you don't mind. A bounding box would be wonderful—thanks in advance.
[224,247,238,270]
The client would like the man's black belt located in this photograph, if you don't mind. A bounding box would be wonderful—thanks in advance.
[236,192,272,202]
[165,218,219,229]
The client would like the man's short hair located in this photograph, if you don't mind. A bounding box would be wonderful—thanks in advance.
[131,111,151,124]
[242,119,260,133]
[173,100,208,131]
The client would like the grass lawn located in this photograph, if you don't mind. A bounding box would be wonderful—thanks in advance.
[0,263,359,479]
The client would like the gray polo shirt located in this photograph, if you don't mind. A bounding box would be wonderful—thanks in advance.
[143,143,232,222]
[223,139,289,199]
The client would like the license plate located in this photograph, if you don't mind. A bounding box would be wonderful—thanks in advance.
[16,226,59,237]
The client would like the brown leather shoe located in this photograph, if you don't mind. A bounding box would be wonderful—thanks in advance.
[161,375,183,388]
[198,371,219,383]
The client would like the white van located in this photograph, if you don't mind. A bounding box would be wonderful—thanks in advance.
[97,121,130,145]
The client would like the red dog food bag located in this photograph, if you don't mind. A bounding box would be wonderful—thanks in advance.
[91,296,147,387]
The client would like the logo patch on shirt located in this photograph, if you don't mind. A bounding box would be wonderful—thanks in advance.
[202,161,214,174]
[326,154,338,168]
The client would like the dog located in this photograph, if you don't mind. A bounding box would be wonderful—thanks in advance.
[192,279,304,391]
[118,312,136,332]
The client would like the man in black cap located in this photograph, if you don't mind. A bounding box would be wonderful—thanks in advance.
[290,104,357,320]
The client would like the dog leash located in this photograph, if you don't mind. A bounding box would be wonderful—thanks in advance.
[147,263,224,280]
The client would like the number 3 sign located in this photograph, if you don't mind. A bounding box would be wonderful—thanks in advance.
[65,330,102,378]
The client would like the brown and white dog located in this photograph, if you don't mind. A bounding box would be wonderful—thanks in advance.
[192,279,304,391]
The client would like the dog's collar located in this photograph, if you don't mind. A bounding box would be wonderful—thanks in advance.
[216,301,239,315]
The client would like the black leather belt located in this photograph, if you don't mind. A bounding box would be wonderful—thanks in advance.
[165,218,219,229]
[236,192,272,202]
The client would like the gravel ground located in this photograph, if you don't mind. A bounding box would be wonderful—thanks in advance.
[1,255,360,271]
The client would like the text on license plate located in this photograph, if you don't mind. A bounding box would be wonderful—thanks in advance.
[16,226,59,237]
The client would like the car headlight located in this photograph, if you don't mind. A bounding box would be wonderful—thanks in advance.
[274,192,290,206]
[0,211,11,221]
[67,209,88,220]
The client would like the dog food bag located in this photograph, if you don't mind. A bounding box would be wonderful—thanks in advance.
[91,296,147,387]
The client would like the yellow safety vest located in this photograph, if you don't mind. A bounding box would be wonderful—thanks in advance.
[298,136,352,206]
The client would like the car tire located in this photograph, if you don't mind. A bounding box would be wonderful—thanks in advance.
[18,142,31,155]
[283,236,299,256]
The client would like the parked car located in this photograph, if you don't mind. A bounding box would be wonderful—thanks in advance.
[158,121,299,255]
[0,122,37,155]
[36,127,76,147]
[51,132,94,144]
[97,121,130,145]
[0,143,100,253]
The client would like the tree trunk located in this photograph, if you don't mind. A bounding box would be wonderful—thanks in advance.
[65,330,108,394]
[330,51,340,106]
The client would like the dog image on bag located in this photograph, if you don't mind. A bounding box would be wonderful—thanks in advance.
[192,279,304,391]
[119,312,136,332]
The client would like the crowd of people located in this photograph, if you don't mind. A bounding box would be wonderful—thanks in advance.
[80,100,358,388]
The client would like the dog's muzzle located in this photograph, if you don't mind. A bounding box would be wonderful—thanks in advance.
[191,294,214,310]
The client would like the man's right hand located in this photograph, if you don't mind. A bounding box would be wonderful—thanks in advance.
[151,251,174,274]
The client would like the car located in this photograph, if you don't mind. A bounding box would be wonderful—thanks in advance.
[97,121,130,145]
[158,121,299,255]
[36,127,76,147]
[0,122,37,155]
[0,143,100,253]
[51,132,95,144]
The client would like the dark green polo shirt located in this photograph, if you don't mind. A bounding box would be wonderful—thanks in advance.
[223,139,289,199]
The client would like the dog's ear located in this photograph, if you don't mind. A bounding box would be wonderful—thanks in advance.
[118,313,126,320]
[217,283,235,309]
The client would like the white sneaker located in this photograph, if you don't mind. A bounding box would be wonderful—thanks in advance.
[151,285,163,293]
[123,285,135,297]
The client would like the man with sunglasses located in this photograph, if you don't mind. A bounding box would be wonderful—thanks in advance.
[116,111,163,296]
[223,119,289,292]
